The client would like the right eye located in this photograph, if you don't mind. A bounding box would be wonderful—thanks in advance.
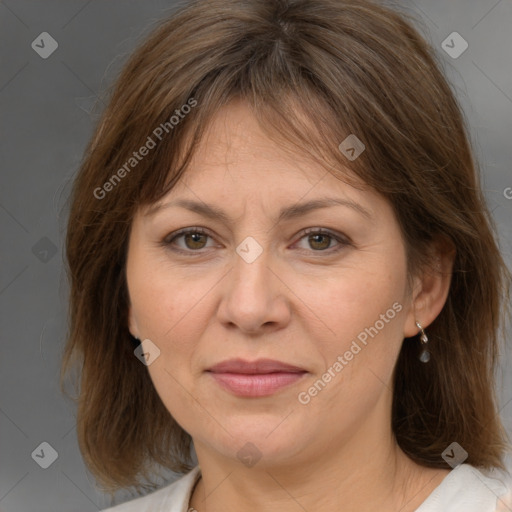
[162,227,216,253]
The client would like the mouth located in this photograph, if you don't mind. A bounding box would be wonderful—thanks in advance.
[206,358,308,397]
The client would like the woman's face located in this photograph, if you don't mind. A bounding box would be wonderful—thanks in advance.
[126,99,419,468]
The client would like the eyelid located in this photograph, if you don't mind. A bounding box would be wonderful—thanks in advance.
[299,227,352,246]
[163,226,211,244]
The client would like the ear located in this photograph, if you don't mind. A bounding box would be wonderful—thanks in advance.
[128,305,140,340]
[403,236,456,338]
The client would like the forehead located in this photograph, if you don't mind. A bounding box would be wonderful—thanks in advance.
[138,98,390,225]
[189,101,312,174]
[170,99,361,194]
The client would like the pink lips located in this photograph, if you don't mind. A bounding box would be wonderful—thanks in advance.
[206,358,307,397]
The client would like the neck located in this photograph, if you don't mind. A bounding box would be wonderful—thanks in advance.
[189,428,448,512]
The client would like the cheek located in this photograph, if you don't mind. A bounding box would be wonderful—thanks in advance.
[128,255,208,339]
[305,257,408,384]
[127,264,207,423]
[311,262,406,336]
[310,276,406,422]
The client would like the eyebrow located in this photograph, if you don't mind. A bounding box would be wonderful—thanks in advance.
[144,197,372,223]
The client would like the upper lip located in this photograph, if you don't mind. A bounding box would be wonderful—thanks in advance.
[207,358,306,374]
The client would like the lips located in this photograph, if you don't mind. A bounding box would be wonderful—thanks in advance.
[206,358,307,397]
[207,358,306,374]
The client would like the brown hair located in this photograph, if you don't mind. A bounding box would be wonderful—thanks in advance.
[60,0,511,497]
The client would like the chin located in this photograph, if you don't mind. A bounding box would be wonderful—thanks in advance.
[205,420,308,465]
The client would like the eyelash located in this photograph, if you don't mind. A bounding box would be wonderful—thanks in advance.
[161,227,351,256]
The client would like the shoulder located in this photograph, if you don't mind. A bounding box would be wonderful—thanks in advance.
[416,464,512,512]
[100,466,201,512]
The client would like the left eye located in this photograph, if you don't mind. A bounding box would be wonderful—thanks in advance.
[163,227,349,254]
[295,228,348,252]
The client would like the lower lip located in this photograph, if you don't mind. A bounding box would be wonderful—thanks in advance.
[208,371,307,397]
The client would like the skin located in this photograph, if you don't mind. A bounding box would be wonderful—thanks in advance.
[126,99,455,512]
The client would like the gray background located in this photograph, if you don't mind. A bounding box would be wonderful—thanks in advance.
[1,0,511,510]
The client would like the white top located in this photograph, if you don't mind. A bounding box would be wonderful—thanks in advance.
[101,463,511,512]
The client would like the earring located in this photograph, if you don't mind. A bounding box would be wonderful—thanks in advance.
[415,321,430,363]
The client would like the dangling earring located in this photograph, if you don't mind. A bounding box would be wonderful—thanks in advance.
[415,321,430,363]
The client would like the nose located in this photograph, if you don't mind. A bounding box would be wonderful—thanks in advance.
[215,240,291,335]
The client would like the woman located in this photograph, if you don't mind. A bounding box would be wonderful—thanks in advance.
[60,0,512,510]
